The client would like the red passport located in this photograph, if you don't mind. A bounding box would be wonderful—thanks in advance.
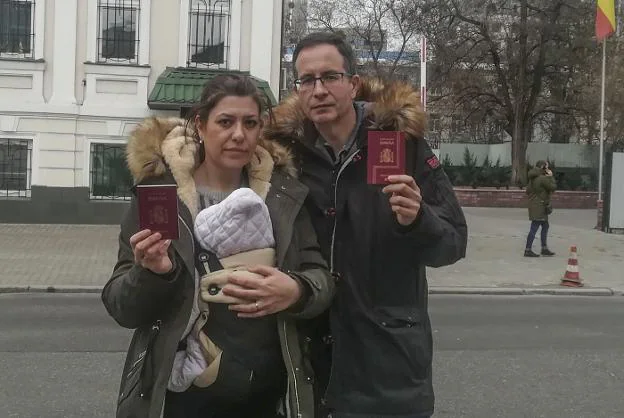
[367,131,406,184]
[136,184,179,240]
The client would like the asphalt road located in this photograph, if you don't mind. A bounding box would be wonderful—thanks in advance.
[431,295,624,418]
[0,294,622,418]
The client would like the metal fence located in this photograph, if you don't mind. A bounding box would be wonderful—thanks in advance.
[97,0,140,64]
[0,0,35,58]
[0,139,32,198]
[187,0,230,68]
[90,143,133,200]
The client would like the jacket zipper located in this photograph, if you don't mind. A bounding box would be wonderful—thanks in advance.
[324,151,358,404]
[282,320,301,417]
[178,214,200,340]
[329,151,359,271]
[178,214,194,261]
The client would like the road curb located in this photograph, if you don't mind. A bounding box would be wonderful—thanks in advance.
[429,286,616,296]
[0,285,104,294]
[0,285,618,296]
[430,287,526,295]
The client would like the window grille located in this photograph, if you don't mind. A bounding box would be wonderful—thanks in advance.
[0,0,35,59]
[97,0,140,64]
[0,138,32,198]
[188,0,231,68]
[90,143,133,200]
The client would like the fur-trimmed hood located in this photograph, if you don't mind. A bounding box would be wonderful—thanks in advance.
[262,77,426,145]
[126,117,296,219]
[528,167,544,181]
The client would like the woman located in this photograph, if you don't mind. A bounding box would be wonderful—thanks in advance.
[102,75,334,418]
[524,160,556,257]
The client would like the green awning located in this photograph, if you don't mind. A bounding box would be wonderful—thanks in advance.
[147,67,277,111]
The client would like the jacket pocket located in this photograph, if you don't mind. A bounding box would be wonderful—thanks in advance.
[118,320,161,407]
[374,306,431,381]
[377,306,420,329]
[118,349,146,405]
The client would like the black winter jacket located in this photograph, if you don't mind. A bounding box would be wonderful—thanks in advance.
[263,78,468,417]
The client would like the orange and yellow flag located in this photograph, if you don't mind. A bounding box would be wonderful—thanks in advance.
[596,0,616,41]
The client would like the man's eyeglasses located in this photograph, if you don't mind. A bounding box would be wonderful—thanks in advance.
[294,72,352,91]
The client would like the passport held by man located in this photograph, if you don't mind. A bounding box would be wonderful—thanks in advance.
[263,31,468,418]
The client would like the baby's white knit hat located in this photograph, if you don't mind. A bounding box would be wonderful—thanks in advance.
[193,187,275,259]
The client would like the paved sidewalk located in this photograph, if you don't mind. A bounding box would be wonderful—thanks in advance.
[1,208,623,294]
[428,208,624,293]
[0,224,118,288]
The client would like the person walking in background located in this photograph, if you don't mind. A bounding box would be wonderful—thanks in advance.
[524,160,557,257]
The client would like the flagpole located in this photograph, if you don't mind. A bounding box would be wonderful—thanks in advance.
[420,36,427,112]
[598,38,607,202]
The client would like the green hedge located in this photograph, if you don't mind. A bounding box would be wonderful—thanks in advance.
[442,147,597,191]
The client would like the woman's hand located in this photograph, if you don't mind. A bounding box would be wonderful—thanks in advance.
[222,266,302,318]
[130,229,173,275]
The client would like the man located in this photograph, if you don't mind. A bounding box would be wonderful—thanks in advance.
[263,32,468,418]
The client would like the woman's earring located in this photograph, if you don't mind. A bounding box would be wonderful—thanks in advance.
[198,138,206,163]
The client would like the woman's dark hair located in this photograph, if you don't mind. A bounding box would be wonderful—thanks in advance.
[185,74,273,162]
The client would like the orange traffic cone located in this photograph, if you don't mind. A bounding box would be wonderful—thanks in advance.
[561,245,583,287]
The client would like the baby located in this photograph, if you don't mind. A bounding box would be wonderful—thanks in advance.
[168,187,276,392]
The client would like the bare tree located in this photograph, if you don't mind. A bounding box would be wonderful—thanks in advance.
[307,0,422,79]
[303,0,624,178]
[283,0,310,47]
[533,0,624,148]
[423,0,573,184]
[420,0,624,183]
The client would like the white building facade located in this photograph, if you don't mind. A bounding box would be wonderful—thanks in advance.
[0,0,284,223]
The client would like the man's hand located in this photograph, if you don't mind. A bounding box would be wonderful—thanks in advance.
[222,266,302,318]
[382,174,422,226]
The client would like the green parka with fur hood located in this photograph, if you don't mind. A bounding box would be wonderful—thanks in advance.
[526,167,556,221]
[101,117,335,418]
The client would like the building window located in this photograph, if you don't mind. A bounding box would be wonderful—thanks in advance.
[486,121,505,144]
[427,114,442,149]
[429,114,441,133]
[0,138,32,198]
[188,0,230,68]
[97,0,140,64]
[0,0,35,59]
[90,143,133,200]
[451,115,464,134]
